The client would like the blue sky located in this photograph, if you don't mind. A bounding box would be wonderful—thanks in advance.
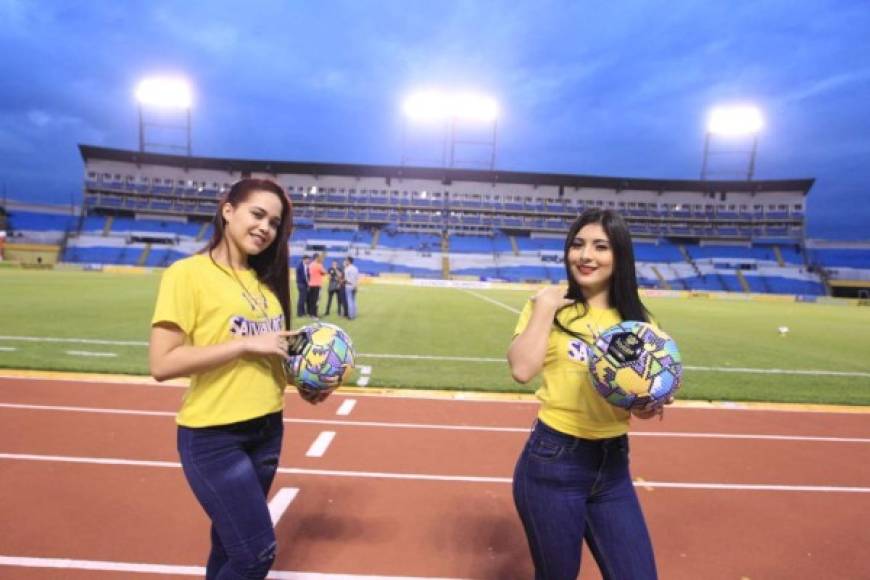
[1,0,868,238]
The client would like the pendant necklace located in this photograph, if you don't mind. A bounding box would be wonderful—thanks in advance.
[211,252,270,320]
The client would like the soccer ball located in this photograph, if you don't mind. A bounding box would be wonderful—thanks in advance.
[286,322,355,391]
[587,321,682,409]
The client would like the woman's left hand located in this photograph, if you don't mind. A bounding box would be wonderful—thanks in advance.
[295,364,352,405]
[630,395,675,420]
[297,383,334,405]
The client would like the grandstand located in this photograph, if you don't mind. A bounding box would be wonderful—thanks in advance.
[4,144,869,297]
[0,206,6,262]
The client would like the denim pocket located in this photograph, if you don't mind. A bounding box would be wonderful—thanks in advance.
[617,435,630,464]
[528,436,565,462]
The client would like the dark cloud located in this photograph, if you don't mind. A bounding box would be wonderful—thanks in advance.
[0,0,868,238]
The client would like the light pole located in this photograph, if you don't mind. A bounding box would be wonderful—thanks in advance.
[135,76,193,156]
[700,105,763,180]
[401,90,499,170]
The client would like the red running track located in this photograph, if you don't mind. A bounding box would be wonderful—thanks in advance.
[1,375,869,579]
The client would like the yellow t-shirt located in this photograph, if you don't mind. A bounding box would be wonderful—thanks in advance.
[152,253,287,427]
[513,299,631,439]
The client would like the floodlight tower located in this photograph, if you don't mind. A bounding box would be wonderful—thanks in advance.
[135,76,193,156]
[401,90,499,170]
[700,105,763,180]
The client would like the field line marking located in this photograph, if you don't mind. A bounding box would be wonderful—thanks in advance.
[687,365,870,378]
[65,350,118,358]
[360,353,502,362]
[0,335,147,346]
[3,452,870,492]
[460,289,521,314]
[356,365,372,387]
[4,333,870,378]
[336,399,357,416]
[268,487,299,526]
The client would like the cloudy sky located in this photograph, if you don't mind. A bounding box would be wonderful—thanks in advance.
[1,0,868,238]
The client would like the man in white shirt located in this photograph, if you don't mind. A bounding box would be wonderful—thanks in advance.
[343,256,359,319]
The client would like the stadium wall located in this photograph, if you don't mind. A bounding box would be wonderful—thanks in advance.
[3,243,60,265]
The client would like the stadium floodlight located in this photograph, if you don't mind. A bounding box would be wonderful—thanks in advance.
[706,105,763,136]
[402,91,499,122]
[452,93,499,122]
[701,104,764,180]
[402,91,444,122]
[401,90,500,169]
[135,77,193,109]
[135,76,193,156]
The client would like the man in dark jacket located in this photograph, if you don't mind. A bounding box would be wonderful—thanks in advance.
[295,255,310,317]
[324,260,345,316]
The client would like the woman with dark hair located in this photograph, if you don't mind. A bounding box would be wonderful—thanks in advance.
[149,178,334,579]
[508,208,669,580]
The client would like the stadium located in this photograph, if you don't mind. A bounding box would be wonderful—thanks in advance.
[2,141,870,402]
[4,142,869,298]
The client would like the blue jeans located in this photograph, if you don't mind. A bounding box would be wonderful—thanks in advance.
[178,412,284,580]
[296,285,308,317]
[344,286,357,319]
[513,420,657,580]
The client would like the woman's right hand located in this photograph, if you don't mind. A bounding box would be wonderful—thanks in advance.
[531,285,574,313]
[242,330,298,361]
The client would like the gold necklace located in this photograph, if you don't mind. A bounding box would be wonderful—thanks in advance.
[210,252,282,376]
[210,253,271,320]
[583,305,607,342]
[232,268,270,318]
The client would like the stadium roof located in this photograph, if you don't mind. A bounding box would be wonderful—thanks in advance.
[79,145,814,196]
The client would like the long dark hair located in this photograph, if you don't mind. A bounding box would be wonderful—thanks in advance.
[205,178,293,330]
[554,208,650,339]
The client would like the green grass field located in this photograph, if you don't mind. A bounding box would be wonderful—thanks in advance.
[2,268,870,405]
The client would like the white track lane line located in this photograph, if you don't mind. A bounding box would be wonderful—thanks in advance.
[2,402,870,443]
[0,555,461,579]
[267,487,299,525]
[336,399,357,416]
[305,431,336,457]
[2,452,870,493]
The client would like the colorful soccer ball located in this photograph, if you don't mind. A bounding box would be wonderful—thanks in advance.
[587,321,682,409]
[286,322,355,391]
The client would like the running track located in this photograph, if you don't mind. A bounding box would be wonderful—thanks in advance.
[1,373,869,579]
